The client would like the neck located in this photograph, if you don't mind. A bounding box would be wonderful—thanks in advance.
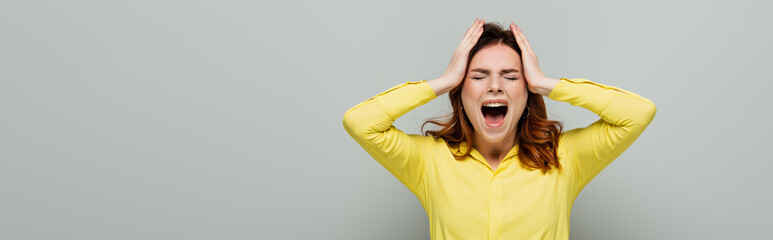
[473,133,517,164]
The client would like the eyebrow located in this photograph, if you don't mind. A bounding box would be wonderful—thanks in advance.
[470,68,520,74]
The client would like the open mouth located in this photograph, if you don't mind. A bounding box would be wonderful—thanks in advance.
[481,102,508,127]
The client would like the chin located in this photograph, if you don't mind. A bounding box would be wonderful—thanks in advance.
[483,129,511,141]
[475,123,511,143]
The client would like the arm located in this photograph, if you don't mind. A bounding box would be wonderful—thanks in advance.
[547,78,657,196]
[342,80,438,195]
[343,18,484,194]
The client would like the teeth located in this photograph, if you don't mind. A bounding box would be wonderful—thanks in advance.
[483,103,506,107]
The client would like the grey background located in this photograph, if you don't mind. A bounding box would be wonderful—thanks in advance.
[1,0,771,239]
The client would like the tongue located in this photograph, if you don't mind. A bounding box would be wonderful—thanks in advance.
[484,111,505,124]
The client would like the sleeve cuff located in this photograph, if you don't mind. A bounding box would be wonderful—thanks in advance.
[547,77,571,100]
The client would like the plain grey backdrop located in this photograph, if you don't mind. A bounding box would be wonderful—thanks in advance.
[2,0,771,239]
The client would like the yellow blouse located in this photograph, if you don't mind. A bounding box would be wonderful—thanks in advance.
[342,77,657,240]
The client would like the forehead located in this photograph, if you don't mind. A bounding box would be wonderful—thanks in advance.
[469,43,521,69]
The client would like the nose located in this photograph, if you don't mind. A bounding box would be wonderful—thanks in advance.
[487,77,503,93]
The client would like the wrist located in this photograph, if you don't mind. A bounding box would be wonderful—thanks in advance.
[428,76,458,96]
[533,77,561,96]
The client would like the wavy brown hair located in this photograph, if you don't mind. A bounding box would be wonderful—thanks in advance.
[422,22,564,174]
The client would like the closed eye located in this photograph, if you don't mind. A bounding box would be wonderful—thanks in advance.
[472,77,517,80]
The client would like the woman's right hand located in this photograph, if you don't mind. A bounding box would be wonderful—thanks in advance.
[428,18,485,96]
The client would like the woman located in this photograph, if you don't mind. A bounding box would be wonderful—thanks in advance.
[342,19,656,240]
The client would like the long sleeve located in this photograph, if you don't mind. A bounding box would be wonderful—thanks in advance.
[547,77,657,197]
[342,80,438,195]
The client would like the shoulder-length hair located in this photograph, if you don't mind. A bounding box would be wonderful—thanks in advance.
[422,22,564,174]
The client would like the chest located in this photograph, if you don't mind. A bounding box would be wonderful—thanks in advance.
[423,155,575,235]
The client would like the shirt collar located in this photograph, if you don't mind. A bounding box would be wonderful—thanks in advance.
[451,141,520,165]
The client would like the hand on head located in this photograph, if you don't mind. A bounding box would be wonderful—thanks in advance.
[509,22,550,94]
[428,18,485,96]
[429,19,551,96]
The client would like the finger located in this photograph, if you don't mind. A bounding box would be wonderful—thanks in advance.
[469,19,486,45]
[517,25,534,52]
[513,23,534,53]
[510,22,526,53]
[466,19,485,47]
[463,19,481,44]
[459,19,484,51]
[455,19,477,51]
[459,18,480,47]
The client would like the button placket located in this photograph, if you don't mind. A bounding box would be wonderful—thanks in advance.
[488,174,503,240]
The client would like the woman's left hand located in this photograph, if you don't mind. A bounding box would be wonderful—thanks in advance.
[510,22,559,96]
